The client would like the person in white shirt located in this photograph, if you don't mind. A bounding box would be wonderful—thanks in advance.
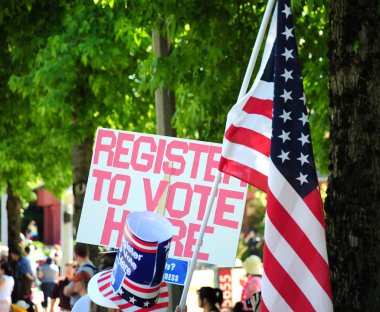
[38,256,59,310]
[0,263,15,312]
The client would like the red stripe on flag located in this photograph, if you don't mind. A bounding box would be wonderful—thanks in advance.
[266,190,332,298]
[219,157,267,191]
[243,97,273,119]
[261,300,268,312]
[224,125,270,157]
[263,243,315,311]
[303,188,326,228]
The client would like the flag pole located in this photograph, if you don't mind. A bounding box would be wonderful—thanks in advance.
[238,0,277,100]
[178,170,222,310]
[178,0,276,309]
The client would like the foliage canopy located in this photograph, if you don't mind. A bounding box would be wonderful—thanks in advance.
[0,0,329,200]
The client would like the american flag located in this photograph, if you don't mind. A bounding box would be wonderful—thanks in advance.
[219,0,333,311]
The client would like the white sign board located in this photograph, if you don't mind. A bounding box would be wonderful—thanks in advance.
[77,128,247,267]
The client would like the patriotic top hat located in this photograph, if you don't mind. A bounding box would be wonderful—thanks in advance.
[88,211,174,311]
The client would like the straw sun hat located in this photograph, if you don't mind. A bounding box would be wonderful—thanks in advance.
[242,255,263,275]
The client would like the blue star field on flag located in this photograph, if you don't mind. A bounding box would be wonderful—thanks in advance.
[263,0,319,199]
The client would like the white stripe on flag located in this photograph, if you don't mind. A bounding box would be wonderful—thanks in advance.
[229,112,272,138]
[268,160,328,262]
[222,139,269,176]
[265,216,334,311]
[261,271,292,312]
[225,80,274,129]
[250,81,275,100]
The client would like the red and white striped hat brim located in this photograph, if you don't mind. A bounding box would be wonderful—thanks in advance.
[88,269,169,311]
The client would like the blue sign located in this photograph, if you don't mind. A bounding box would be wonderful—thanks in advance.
[111,256,126,293]
[163,257,189,286]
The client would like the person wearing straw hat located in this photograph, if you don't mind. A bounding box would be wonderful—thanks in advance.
[240,255,262,311]
[86,210,174,312]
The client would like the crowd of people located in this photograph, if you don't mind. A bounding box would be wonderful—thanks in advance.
[0,229,263,312]
[0,242,93,312]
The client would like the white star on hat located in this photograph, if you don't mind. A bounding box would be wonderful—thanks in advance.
[164,242,171,252]
[143,300,150,307]
[129,296,137,304]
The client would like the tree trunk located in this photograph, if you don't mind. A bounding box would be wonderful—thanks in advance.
[72,137,93,234]
[72,137,99,261]
[152,29,176,138]
[152,29,180,312]
[6,182,21,249]
[325,1,380,310]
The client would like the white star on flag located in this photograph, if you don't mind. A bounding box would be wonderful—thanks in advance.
[298,112,308,125]
[278,150,290,163]
[279,109,292,123]
[296,172,308,185]
[298,133,310,146]
[280,89,293,103]
[282,47,294,61]
[281,69,293,82]
[282,4,291,18]
[297,153,309,165]
[119,289,124,295]
[300,92,306,104]
[282,26,294,40]
[278,130,291,143]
